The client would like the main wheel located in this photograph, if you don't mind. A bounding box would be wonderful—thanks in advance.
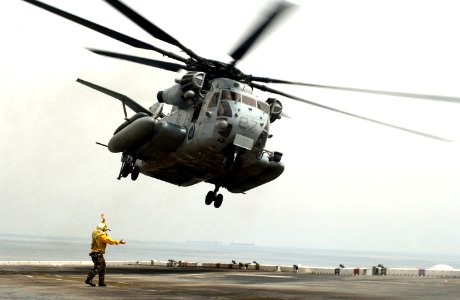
[131,166,140,181]
[121,164,132,178]
[214,194,223,208]
[205,191,215,205]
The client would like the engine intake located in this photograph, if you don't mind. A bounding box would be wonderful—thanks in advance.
[266,98,283,123]
[157,72,205,108]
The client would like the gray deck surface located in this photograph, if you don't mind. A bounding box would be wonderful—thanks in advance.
[1,265,459,299]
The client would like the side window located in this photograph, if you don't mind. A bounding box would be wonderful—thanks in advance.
[208,92,219,109]
[217,100,233,117]
[257,101,270,114]
[242,95,257,107]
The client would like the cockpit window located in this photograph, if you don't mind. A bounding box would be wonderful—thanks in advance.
[208,91,219,108]
[221,90,240,101]
[257,101,270,114]
[242,95,257,107]
[217,100,232,117]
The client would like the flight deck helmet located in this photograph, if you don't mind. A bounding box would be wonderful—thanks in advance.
[96,222,108,232]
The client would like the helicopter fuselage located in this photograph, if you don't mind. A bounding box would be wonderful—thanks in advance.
[110,78,284,194]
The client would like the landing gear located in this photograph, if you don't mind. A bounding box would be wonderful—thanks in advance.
[118,162,133,179]
[205,191,214,205]
[117,154,140,181]
[131,166,140,180]
[214,194,223,208]
[205,186,223,208]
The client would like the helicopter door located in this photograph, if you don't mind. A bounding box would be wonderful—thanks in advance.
[191,103,202,123]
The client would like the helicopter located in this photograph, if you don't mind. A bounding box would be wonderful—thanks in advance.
[20,0,460,208]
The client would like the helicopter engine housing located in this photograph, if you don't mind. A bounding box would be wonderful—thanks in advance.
[108,116,156,153]
[266,98,283,123]
[157,71,205,108]
[157,84,189,108]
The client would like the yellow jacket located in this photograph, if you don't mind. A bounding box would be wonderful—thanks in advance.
[90,229,121,254]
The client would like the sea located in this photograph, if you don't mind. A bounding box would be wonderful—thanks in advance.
[2,234,460,270]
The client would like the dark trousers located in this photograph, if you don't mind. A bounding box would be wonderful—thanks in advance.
[87,252,106,283]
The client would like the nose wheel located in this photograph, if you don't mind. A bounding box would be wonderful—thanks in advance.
[205,186,223,208]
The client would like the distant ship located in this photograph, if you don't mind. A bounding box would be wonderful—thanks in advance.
[185,240,223,246]
[231,242,255,247]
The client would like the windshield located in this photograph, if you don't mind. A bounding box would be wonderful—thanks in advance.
[220,89,260,108]
[221,90,241,101]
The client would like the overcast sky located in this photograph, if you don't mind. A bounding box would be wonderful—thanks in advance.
[1,0,460,255]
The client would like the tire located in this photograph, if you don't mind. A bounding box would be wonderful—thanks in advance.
[122,165,132,177]
[214,194,223,208]
[131,166,140,181]
[205,191,215,205]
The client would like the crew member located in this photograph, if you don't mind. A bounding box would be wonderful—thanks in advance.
[85,214,126,287]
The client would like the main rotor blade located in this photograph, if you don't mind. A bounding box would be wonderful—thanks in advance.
[104,0,203,63]
[20,0,187,63]
[77,78,152,116]
[251,77,460,104]
[251,83,452,142]
[87,48,187,72]
[230,1,293,64]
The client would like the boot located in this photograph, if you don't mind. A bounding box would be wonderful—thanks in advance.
[85,276,96,287]
[98,274,106,287]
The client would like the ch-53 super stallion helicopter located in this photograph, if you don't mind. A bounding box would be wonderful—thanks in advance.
[22,0,460,208]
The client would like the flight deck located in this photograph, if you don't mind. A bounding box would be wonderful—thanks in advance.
[1,263,459,299]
